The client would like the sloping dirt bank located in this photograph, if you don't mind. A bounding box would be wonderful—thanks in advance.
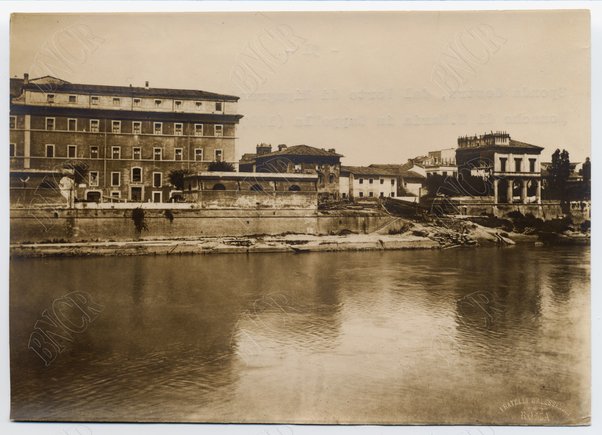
[10,217,552,258]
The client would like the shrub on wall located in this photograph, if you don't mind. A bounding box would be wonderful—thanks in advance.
[132,207,148,234]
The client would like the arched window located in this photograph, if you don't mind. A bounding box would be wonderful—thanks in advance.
[250,184,263,192]
[212,183,226,190]
[328,173,335,184]
[131,167,143,183]
[288,185,301,192]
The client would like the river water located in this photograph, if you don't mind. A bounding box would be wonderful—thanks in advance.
[10,245,590,424]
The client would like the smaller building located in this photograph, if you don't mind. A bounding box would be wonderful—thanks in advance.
[369,162,427,198]
[183,171,318,209]
[238,143,274,172]
[340,166,398,200]
[246,144,343,202]
[423,148,457,177]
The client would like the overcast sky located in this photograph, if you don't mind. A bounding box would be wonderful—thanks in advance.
[10,11,590,164]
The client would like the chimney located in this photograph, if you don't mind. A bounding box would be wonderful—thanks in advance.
[23,73,29,85]
[145,81,149,89]
[278,144,287,151]
[328,148,336,153]
[256,143,272,155]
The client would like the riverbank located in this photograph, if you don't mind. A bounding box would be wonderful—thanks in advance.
[10,210,590,258]
[9,218,547,258]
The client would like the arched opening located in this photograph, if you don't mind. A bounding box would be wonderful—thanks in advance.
[288,185,301,192]
[212,183,226,191]
[527,179,537,197]
[250,184,263,192]
[498,179,509,203]
[328,173,335,184]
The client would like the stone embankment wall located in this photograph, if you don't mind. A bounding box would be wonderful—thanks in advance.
[429,197,566,220]
[10,207,406,243]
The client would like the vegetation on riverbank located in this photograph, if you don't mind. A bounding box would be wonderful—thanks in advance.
[10,208,589,258]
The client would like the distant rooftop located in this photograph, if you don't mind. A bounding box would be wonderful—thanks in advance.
[341,166,398,177]
[457,131,544,151]
[13,75,240,101]
[368,163,426,179]
[257,144,343,158]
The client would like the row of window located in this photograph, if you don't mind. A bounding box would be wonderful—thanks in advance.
[358,178,396,185]
[101,190,166,202]
[36,118,224,136]
[357,192,396,198]
[88,168,161,187]
[37,144,222,162]
[500,157,537,173]
[45,94,223,111]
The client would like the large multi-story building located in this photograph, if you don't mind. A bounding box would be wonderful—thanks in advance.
[10,74,242,203]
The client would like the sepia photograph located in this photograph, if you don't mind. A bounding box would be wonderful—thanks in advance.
[7,7,591,427]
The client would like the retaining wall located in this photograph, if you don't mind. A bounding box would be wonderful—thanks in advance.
[10,207,404,243]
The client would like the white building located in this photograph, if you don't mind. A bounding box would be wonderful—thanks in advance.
[340,166,398,199]
[424,148,457,177]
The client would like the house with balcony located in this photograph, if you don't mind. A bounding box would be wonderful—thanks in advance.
[455,131,544,204]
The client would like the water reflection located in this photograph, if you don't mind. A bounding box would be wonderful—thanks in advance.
[10,246,589,423]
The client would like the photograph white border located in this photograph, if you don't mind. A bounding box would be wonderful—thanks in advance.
[0,2,599,435]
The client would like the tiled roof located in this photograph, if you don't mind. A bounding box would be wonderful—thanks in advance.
[240,153,257,162]
[341,166,398,177]
[369,163,426,179]
[21,76,240,101]
[257,144,343,158]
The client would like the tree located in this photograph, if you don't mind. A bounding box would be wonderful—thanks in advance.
[425,174,446,197]
[425,173,490,198]
[167,169,193,190]
[207,161,235,172]
[63,161,89,185]
[582,157,591,183]
[580,157,591,200]
[546,149,571,200]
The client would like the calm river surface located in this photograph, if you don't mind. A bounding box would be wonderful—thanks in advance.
[10,245,590,424]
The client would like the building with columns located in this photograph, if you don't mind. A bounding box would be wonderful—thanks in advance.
[10,74,242,204]
[455,132,543,204]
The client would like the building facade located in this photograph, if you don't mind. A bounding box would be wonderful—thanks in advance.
[183,171,318,209]
[10,74,243,204]
[455,131,543,204]
[369,162,427,197]
[248,144,343,202]
[423,148,457,177]
[340,166,398,200]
